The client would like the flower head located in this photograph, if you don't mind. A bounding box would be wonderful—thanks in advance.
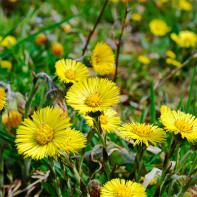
[55,59,89,84]
[62,23,72,32]
[91,42,115,75]
[138,55,151,64]
[166,58,182,67]
[2,110,22,128]
[0,60,12,70]
[149,19,171,36]
[66,78,120,114]
[100,178,147,197]
[132,14,142,21]
[0,88,6,110]
[160,105,171,115]
[117,122,166,146]
[51,42,64,56]
[84,108,121,133]
[166,50,176,59]
[171,31,197,48]
[15,107,72,159]
[179,0,192,11]
[62,128,86,154]
[0,36,16,47]
[35,33,47,45]
[160,109,197,142]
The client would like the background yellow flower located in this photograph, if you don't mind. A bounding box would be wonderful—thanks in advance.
[0,88,6,110]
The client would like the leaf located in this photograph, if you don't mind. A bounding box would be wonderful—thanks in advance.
[41,182,56,196]
[0,130,15,145]
[150,81,156,124]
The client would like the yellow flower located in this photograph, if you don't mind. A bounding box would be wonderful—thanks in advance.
[15,107,72,159]
[66,78,120,114]
[0,36,16,47]
[91,42,115,75]
[100,178,147,197]
[110,0,119,2]
[166,58,182,67]
[138,55,151,64]
[2,110,22,128]
[160,105,171,115]
[166,50,176,59]
[179,0,192,11]
[160,109,197,142]
[0,88,6,110]
[84,108,121,133]
[35,33,47,45]
[55,59,89,84]
[62,23,72,32]
[51,42,64,56]
[117,122,166,146]
[132,14,142,21]
[0,60,12,70]
[149,19,171,36]
[171,31,197,48]
[62,128,86,154]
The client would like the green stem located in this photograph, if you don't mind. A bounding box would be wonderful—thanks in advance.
[48,157,63,197]
[78,129,95,175]
[135,144,146,183]
[93,117,111,180]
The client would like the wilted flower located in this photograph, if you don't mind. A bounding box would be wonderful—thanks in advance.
[51,42,64,56]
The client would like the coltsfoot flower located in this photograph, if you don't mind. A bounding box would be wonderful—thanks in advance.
[179,0,192,11]
[132,13,142,21]
[0,88,6,110]
[91,42,115,75]
[166,50,176,59]
[15,107,72,159]
[35,33,47,45]
[55,59,89,84]
[51,42,64,56]
[0,60,12,70]
[117,122,166,146]
[2,110,22,128]
[138,55,151,64]
[160,109,197,142]
[166,58,182,67]
[84,108,121,133]
[66,78,120,114]
[149,19,171,36]
[62,128,86,154]
[100,178,147,197]
[171,31,197,48]
[0,35,16,47]
[62,23,72,32]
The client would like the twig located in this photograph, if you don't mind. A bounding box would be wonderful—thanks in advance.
[113,0,129,82]
[82,0,109,56]
[140,53,197,103]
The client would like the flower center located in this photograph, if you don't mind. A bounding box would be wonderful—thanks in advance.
[133,123,153,137]
[100,115,108,124]
[175,119,193,133]
[115,186,133,197]
[65,69,76,80]
[85,93,103,107]
[94,55,100,64]
[35,124,54,145]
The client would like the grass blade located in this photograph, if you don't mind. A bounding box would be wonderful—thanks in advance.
[150,81,156,124]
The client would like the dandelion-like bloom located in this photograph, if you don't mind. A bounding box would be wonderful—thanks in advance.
[55,59,89,84]
[35,33,47,45]
[2,110,22,128]
[179,0,192,11]
[0,60,12,70]
[0,88,6,110]
[132,14,142,21]
[51,42,64,56]
[171,31,197,48]
[166,58,182,67]
[62,128,86,154]
[160,105,171,115]
[66,78,120,114]
[149,19,171,36]
[0,36,16,47]
[166,50,176,59]
[91,42,115,75]
[117,122,166,146]
[84,109,121,133]
[15,107,72,159]
[160,109,197,142]
[100,178,147,197]
[138,55,151,64]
